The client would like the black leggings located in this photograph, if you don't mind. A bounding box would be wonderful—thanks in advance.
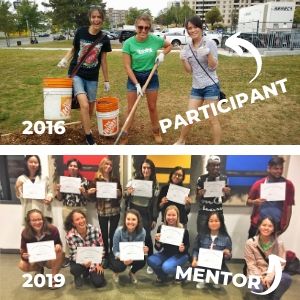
[70,261,106,288]
[98,214,120,257]
[110,256,146,274]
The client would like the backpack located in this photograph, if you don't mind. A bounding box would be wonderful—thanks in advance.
[284,250,300,275]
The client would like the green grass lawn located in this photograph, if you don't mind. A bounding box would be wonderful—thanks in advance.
[0,48,299,144]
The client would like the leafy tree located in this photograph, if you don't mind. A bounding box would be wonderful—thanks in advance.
[230,8,239,32]
[205,7,223,28]
[294,7,300,25]
[125,7,152,25]
[0,0,17,46]
[43,0,105,30]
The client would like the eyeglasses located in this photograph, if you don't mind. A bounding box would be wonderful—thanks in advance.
[137,26,150,32]
[173,173,183,178]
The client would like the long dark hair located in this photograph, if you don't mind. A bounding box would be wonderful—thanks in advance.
[23,209,50,240]
[64,209,87,232]
[135,158,157,184]
[168,166,185,185]
[204,212,230,238]
[185,15,203,30]
[122,209,143,233]
[257,216,277,238]
[24,155,42,177]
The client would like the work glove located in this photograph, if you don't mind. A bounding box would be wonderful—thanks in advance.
[104,81,110,92]
[155,53,165,65]
[135,83,143,96]
[197,46,210,57]
[57,57,68,68]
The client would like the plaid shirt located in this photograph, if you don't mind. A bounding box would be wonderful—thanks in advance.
[66,224,105,264]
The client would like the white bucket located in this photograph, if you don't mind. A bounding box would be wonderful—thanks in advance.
[96,109,119,136]
[43,87,72,120]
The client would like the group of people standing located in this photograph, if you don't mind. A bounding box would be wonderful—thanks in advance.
[16,155,294,298]
[57,7,222,145]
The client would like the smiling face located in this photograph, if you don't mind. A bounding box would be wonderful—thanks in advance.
[166,208,178,226]
[187,22,202,40]
[27,156,40,177]
[103,159,113,175]
[208,214,221,232]
[29,211,44,234]
[207,162,221,178]
[135,19,151,41]
[171,169,184,185]
[142,162,152,180]
[267,164,283,180]
[259,218,274,238]
[89,9,103,32]
[72,212,87,232]
[125,212,138,232]
[68,161,79,177]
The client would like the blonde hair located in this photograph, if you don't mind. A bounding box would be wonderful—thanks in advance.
[94,157,112,180]
[164,205,183,228]
[135,14,152,28]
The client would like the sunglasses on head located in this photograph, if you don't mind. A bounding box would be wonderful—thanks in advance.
[137,25,150,31]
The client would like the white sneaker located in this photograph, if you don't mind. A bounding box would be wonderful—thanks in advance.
[146,266,154,274]
[129,271,138,284]
[173,140,185,145]
[196,282,205,289]
[112,273,119,283]
[212,283,221,290]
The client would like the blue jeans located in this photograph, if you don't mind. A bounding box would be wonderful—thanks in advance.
[73,75,98,102]
[147,252,189,280]
[127,70,159,92]
[251,272,292,300]
[190,83,220,100]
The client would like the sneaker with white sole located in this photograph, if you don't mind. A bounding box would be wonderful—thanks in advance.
[146,266,154,274]
[196,282,205,289]
[212,283,221,290]
[85,134,97,145]
[173,140,186,145]
[112,273,119,283]
[129,271,138,284]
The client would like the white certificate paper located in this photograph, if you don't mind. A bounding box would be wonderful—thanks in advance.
[96,181,117,199]
[132,180,153,198]
[197,248,223,270]
[23,181,46,200]
[160,225,185,246]
[203,181,225,198]
[119,242,144,261]
[166,184,190,205]
[260,182,286,201]
[60,176,81,194]
[27,240,56,263]
[76,246,103,264]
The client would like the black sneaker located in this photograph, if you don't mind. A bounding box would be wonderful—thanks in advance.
[102,258,109,269]
[74,275,83,288]
[85,134,97,145]
[62,257,70,268]
[34,266,44,285]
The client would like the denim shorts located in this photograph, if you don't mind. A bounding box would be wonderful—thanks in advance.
[73,75,98,102]
[127,70,159,92]
[190,83,220,100]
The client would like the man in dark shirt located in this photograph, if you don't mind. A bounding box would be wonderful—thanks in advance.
[196,156,231,234]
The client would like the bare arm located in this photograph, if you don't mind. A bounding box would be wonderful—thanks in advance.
[123,53,138,85]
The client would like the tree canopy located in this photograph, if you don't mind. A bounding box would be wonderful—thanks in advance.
[205,7,223,27]
[125,7,152,25]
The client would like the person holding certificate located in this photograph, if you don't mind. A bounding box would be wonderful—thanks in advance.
[196,156,230,234]
[147,205,190,283]
[15,155,53,223]
[65,209,106,288]
[244,216,292,299]
[124,158,159,273]
[56,158,89,267]
[158,167,191,227]
[247,157,295,238]
[192,212,232,289]
[88,157,122,268]
[111,209,148,284]
[18,209,64,289]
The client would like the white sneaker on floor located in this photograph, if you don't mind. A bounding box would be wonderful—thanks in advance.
[196,282,205,289]
[112,273,119,283]
[129,271,138,284]
[146,266,154,274]
[173,140,185,145]
[212,283,221,289]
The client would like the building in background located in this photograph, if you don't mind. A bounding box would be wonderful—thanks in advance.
[167,1,181,8]
[181,0,298,27]
[107,7,128,28]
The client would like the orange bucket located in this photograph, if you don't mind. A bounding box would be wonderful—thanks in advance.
[43,78,72,120]
[96,97,119,136]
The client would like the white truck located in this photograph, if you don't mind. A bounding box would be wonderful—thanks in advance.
[162,28,222,47]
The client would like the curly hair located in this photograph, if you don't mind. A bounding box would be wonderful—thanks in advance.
[64,209,87,232]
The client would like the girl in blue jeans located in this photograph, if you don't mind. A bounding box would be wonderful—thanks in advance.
[147,205,190,283]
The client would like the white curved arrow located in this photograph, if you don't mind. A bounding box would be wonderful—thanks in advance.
[252,254,285,296]
[225,32,262,83]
